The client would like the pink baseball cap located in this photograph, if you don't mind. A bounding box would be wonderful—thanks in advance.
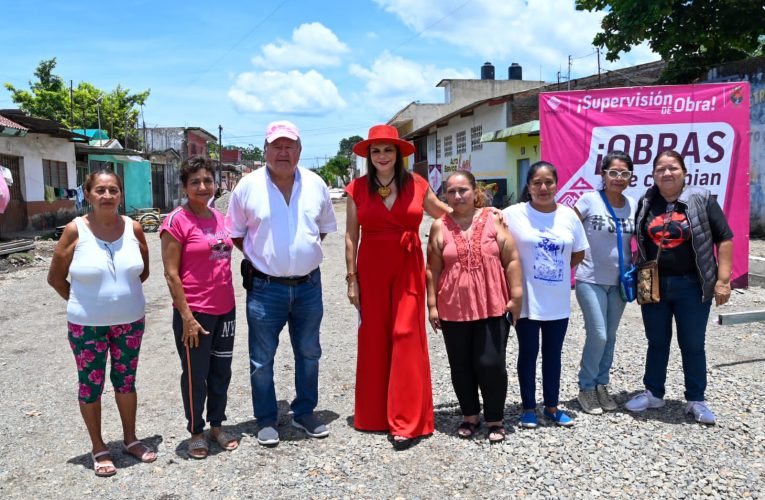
[265,120,300,143]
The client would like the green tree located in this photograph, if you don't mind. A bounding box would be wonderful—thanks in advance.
[576,0,765,82]
[5,58,150,147]
[240,144,263,161]
[323,155,352,185]
[338,135,364,159]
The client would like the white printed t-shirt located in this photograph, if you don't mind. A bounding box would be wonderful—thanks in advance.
[574,191,636,286]
[503,202,588,321]
[226,166,337,277]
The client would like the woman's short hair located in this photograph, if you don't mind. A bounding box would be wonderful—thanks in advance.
[84,169,123,193]
[180,155,214,186]
[602,150,634,172]
[447,170,486,208]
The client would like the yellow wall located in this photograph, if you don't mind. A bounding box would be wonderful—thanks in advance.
[504,134,540,203]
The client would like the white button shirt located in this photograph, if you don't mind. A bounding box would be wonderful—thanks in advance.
[226,166,337,277]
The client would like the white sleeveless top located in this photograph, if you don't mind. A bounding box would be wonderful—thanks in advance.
[67,216,146,326]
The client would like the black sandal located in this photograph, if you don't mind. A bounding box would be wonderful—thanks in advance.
[391,435,414,450]
[487,425,506,444]
[457,420,480,439]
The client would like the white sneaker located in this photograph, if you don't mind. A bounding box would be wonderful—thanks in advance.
[686,401,716,425]
[624,390,665,412]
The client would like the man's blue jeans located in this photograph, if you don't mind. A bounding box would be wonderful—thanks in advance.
[640,275,711,402]
[575,281,626,391]
[246,268,323,425]
[515,318,569,409]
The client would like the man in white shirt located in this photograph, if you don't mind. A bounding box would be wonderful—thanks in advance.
[226,120,337,447]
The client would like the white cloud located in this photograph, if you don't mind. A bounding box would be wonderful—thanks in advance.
[228,69,346,115]
[251,22,350,69]
[373,0,658,80]
[349,51,474,113]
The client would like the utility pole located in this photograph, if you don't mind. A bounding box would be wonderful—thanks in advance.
[567,55,572,91]
[69,80,74,129]
[95,97,103,144]
[218,125,223,186]
[125,110,130,150]
[597,47,601,87]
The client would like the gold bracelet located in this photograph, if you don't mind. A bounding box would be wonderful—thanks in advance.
[345,272,357,283]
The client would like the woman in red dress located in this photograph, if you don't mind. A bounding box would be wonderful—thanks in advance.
[345,125,450,450]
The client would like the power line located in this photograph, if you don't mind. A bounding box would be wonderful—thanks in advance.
[388,0,474,53]
[187,0,291,86]
[224,122,371,141]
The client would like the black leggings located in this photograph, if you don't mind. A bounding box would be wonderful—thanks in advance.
[441,316,509,422]
[173,308,236,435]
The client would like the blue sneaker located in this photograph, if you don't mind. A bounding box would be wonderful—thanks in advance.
[519,410,538,429]
[543,408,575,427]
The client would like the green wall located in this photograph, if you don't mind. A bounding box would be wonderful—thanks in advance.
[89,154,152,212]
[503,135,540,203]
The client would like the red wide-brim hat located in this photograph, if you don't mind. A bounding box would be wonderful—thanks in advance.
[352,124,415,158]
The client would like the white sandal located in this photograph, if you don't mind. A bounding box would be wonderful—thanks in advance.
[122,440,157,463]
[91,450,117,477]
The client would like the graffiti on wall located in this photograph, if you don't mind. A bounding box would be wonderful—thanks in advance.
[443,154,472,174]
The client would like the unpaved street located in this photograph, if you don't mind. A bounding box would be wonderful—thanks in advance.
[0,202,763,498]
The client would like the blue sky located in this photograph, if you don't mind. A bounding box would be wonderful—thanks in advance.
[2,0,655,167]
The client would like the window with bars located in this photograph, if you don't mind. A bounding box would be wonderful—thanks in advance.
[471,125,483,151]
[435,138,441,159]
[443,135,453,157]
[43,159,68,189]
[456,131,467,154]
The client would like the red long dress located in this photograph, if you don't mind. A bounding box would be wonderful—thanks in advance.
[345,174,435,438]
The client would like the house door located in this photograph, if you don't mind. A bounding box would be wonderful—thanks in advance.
[517,158,531,203]
[0,155,28,233]
[151,163,167,210]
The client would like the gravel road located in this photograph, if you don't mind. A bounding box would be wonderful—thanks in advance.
[1,202,763,499]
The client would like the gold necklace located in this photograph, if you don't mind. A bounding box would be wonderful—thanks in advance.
[376,176,395,199]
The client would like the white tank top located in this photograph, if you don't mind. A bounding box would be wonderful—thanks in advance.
[67,216,146,326]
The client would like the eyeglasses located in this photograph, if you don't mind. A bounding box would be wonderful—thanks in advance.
[103,243,116,279]
[604,170,632,179]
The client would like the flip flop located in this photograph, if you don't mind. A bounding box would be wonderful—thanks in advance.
[122,440,157,463]
[187,437,209,460]
[209,429,239,451]
[91,450,117,477]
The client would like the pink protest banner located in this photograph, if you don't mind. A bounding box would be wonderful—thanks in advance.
[540,83,750,287]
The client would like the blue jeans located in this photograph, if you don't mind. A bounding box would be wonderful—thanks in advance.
[640,275,711,402]
[515,318,569,409]
[575,281,626,391]
[246,268,324,425]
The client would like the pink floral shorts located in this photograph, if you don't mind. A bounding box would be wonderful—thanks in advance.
[67,318,145,404]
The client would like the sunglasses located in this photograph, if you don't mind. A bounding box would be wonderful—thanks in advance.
[604,170,632,179]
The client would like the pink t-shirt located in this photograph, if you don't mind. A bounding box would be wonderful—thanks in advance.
[437,208,510,321]
[160,207,235,315]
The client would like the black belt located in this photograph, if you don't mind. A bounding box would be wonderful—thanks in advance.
[252,267,314,286]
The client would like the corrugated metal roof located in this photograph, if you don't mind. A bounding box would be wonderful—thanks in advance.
[480,120,539,143]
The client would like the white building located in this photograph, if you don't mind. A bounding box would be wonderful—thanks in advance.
[0,110,84,232]
[386,63,544,205]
